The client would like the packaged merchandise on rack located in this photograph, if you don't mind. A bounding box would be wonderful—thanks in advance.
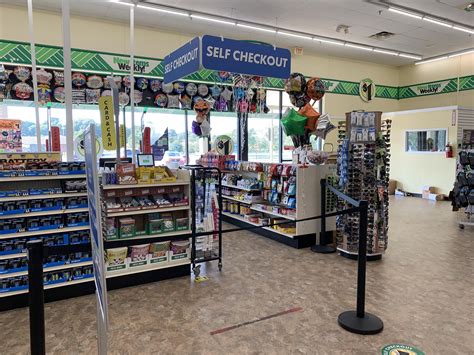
[335,111,390,257]
[450,150,474,229]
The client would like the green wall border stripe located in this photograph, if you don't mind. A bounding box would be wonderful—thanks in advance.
[1,39,473,100]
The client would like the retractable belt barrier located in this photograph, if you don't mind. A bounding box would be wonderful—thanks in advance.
[25,177,382,354]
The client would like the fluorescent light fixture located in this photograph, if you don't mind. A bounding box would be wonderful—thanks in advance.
[190,15,235,25]
[136,4,189,16]
[453,25,474,34]
[448,49,474,58]
[398,53,422,60]
[345,43,373,51]
[110,0,134,7]
[236,23,276,33]
[314,38,344,46]
[278,32,312,40]
[415,56,448,65]
[388,7,422,19]
[374,49,398,56]
[423,17,453,28]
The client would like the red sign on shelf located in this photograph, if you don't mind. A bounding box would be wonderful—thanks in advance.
[51,126,61,152]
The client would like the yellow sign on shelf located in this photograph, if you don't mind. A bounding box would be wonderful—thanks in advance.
[119,124,125,148]
[99,96,116,150]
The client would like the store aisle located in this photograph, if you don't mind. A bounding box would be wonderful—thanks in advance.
[0,197,472,354]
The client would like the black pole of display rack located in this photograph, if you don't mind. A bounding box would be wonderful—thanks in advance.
[27,240,46,355]
[311,179,336,253]
[337,200,384,335]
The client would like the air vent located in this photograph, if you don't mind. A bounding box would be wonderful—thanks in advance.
[369,31,395,40]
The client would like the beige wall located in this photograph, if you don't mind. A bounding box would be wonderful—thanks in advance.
[385,109,458,195]
[398,54,474,110]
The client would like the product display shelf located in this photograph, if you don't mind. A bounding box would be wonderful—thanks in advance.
[106,205,189,218]
[100,169,192,292]
[0,277,95,297]
[107,258,190,278]
[102,181,190,190]
[0,225,90,240]
[0,165,92,311]
[221,195,253,204]
[0,260,93,279]
[0,174,86,182]
[0,207,89,219]
[220,163,335,248]
[221,183,261,192]
[0,192,87,202]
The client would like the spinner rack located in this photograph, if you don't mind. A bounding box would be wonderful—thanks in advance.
[455,149,474,229]
[183,166,223,276]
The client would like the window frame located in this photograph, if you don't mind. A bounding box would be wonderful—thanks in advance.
[404,128,448,154]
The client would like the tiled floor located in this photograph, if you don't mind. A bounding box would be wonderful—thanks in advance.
[1,197,473,354]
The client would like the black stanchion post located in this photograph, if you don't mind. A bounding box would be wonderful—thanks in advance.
[337,200,383,335]
[311,179,336,253]
[27,240,46,355]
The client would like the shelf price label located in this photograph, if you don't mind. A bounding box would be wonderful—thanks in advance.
[99,96,117,151]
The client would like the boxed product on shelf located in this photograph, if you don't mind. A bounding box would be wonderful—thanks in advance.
[153,166,177,183]
[175,217,189,231]
[116,163,138,185]
[66,212,88,227]
[0,238,27,255]
[136,167,153,183]
[65,196,87,209]
[147,216,163,235]
[0,275,29,293]
[129,244,149,267]
[119,218,135,238]
[149,241,170,264]
[64,180,87,192]
[29,187,63,196]
[69,251,92,263]
[105,247,128,272]
[104,218,118,240]
[66,231,90,245]
[44,254,66,268]
[161,213,175,232]
[119,197,142,211]
[169,240,190,261]
[72,265,93,280]
[0,257,27,274]
[104,198,123,213]
[0,218,26,234]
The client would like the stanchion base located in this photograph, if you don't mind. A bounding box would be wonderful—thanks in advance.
[338,311,384,335]
[310,244,336,253]
[339,250,383,261]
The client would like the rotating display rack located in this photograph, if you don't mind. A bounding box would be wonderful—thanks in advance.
[451,150,474,229]
[336,111,390,260]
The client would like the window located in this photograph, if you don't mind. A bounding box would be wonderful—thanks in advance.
[247,90,280,162]
[405,129,447,152]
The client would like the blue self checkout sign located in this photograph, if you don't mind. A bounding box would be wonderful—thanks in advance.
[163,37,201,84]
[201,35,291,79]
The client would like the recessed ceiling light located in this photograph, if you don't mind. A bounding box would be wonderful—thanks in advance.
[398,53,422,60]
[374,49,398,56]
[388,7,422,19]
[136,5,189,16]
[278,32,312,40]
[452,25,474,34]
[190,15,235,25]
[314,38,344,46]
[423,17,453,28]
[345,43,373,51]
[236,24,276,33]
[448,49,474,58]
[415,56,448,65]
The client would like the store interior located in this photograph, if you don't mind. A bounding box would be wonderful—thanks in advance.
[0,0,473,354]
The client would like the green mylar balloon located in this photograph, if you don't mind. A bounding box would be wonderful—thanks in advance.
[281,108,307,136]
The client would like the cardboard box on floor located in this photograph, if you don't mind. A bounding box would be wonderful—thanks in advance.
[421,186,444,201]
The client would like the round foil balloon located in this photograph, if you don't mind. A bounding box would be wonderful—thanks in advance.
[119,92,130,106]
[122,75,132,88]
[101,89,112,97]
[154,93,168,107]
[306,77,326,101]
[197,84,209,97]
[162,82,174,94]
[54,86,66,102]
[149,79,161,92]
[36,68,52,85]
[136,77,148,91]
[218,71,231,81]
[186,82,198,97]
[284,72,306,94]
[289,92,310,108]
[14,66,31,82]
[13,82,33,99]
[134,90,143,104]
[173,82,185,94]
[86,75,103,89]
